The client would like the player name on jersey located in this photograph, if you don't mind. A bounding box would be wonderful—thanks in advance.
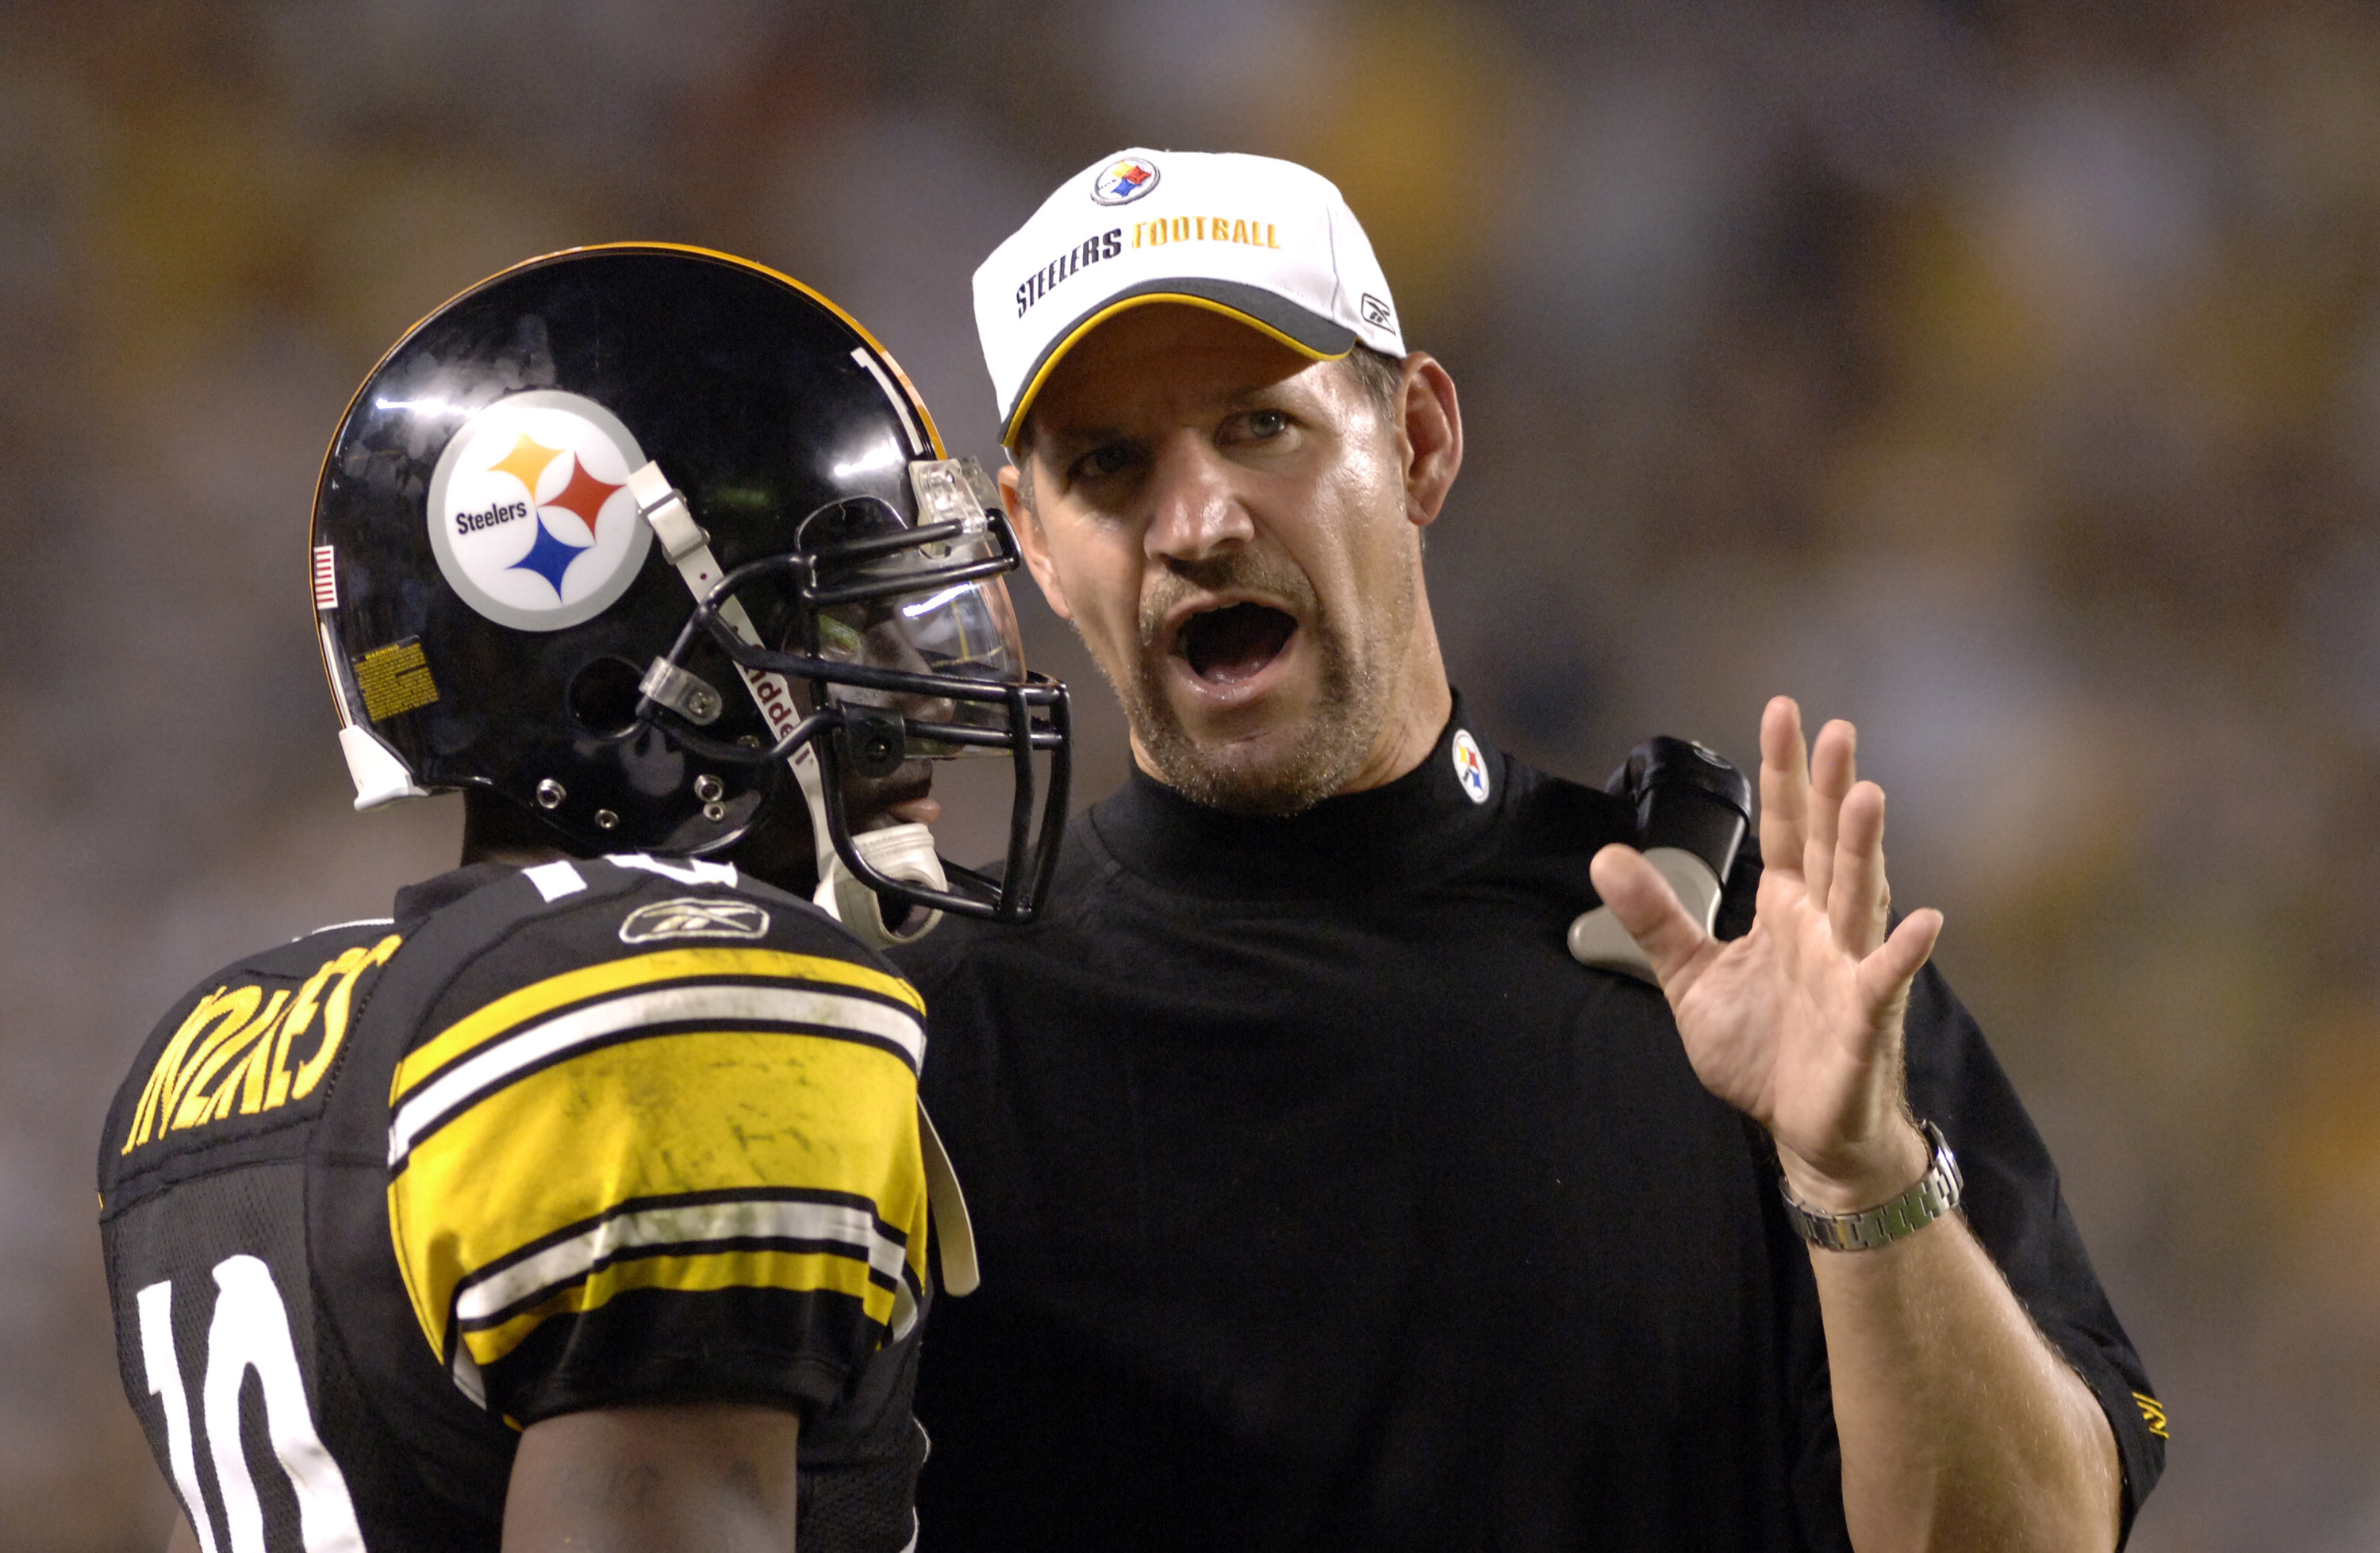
[120,934,401,1152]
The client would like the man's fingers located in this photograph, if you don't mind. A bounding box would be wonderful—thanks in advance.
[1827,779,1892,957]
[1859,906,1943,1012]
[1590,844,1712,989]
[1757,697,1809,882]
[1803,720,1856,908]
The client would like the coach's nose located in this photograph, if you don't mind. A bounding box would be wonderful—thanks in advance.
[1143,436,1254,566]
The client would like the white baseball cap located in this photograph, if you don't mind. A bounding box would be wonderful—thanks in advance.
[973,148,1407,446]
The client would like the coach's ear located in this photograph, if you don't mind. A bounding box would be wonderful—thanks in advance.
[1396,352,1462,532]
[1000,459,1074,622]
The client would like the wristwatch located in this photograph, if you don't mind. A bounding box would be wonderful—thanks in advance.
[1779,1121,1963,1252]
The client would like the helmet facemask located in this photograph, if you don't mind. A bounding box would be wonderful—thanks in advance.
[628,456,1070,940]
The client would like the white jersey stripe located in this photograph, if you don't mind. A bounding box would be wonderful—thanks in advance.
[452,1195,909,1326]
[290,917,396,942]
[524,861,586,901]
[607,852,738,887]
[388,983,924,1167]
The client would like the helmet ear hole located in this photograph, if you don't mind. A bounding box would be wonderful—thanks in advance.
[566,655,647,736]
[797,495,905,552]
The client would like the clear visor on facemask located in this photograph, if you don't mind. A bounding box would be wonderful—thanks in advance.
[806,464,1030,756]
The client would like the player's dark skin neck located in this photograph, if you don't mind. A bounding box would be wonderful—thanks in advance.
[459,737,939,895]
[458,788,592,871]
[460,786,821,875]
[456,786,852,899]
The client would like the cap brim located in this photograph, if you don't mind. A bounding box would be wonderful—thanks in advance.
[1001,278,1358,447]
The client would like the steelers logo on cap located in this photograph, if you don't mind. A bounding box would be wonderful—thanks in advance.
[1091,156,1160,206]
[426,390,654,632]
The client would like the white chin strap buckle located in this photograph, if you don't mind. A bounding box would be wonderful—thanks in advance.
[339,725,431,811]
[630,457,953,951]
[815,822,946,948]
[1566,847,1724,985]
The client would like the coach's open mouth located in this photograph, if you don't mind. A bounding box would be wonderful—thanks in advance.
[1177,602,1298,686]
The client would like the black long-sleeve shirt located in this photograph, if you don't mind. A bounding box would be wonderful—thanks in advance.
[898,703,2163,1550]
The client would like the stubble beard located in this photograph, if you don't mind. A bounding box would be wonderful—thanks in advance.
[1081,549,1412,817]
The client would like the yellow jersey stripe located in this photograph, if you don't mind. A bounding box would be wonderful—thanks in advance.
[393,946,923,1101]
[459,1243,898,1368]
[388,1028,927,1363]
[386,982,924,1167]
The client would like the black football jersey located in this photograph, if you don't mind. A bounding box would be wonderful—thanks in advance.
[98,855,939,1553]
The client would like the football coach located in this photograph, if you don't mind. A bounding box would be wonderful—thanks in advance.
[896,148,2164,1551]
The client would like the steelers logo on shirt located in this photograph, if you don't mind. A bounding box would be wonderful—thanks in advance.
[1452,728,1491,804]
[426,390,654,632]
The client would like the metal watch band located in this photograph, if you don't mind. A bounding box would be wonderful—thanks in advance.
[1779,1121,1964,1252]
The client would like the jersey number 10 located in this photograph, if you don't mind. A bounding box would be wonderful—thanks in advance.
[135,1255,363,1553]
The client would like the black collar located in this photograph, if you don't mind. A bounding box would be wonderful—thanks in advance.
[1087,694,1511,901]
[393,861,526,930]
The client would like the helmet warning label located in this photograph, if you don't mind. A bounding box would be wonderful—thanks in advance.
[353,638,440,722]
[425,390,655,632]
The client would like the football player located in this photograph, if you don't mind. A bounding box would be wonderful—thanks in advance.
[95,245,1069,1553]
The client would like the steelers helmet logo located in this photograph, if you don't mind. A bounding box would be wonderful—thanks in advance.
[425,390,654,632]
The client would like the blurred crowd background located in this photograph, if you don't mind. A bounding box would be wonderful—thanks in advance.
[2,1,2374,1547]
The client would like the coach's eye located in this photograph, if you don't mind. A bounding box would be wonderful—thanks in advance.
[1246,409,1288,438]
[1076,442,1138,481]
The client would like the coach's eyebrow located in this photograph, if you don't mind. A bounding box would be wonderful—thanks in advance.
[1038,425,1131,466]
[1223,377,1304,409]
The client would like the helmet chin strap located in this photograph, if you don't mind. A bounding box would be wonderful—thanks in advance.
[629,460,944,951]
[789,741,946,948]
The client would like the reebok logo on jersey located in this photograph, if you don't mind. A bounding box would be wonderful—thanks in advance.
[619,896,770,944]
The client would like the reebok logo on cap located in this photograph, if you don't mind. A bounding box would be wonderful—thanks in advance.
[973,148,1407,446]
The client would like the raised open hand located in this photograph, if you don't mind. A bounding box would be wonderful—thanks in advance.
[1587,697,1945,1208]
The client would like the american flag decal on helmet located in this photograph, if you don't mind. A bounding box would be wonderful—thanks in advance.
[313,545,339,611]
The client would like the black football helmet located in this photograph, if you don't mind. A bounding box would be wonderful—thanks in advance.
[309,244,1070,939]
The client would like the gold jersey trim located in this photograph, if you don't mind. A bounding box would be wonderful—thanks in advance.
[2132,1390,2167,1440]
